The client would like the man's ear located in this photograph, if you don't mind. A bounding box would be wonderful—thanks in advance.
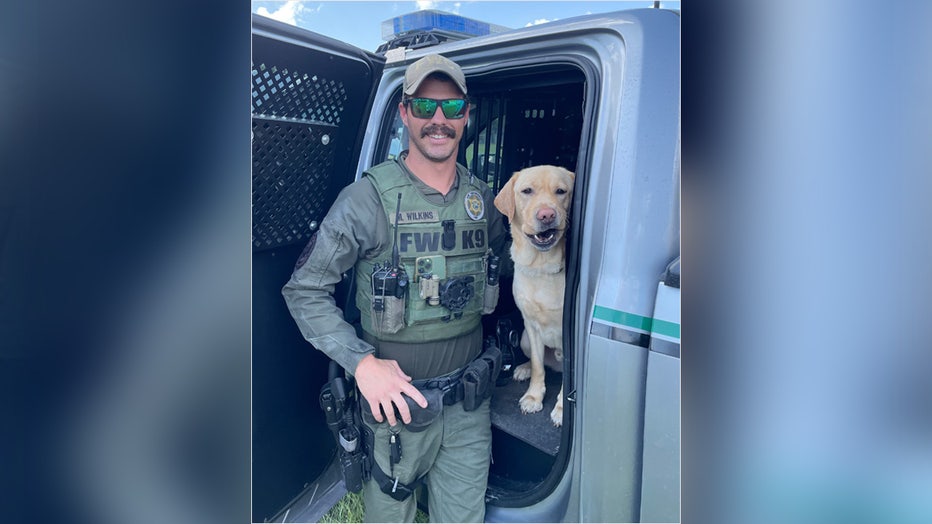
[399,101,409,128]
[494,174,517,222]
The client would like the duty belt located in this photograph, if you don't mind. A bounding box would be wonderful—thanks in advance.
[362,341,503,502]
[411,367,466,406]
[415,341,502,414]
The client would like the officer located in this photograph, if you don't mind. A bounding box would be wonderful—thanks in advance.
[283,54,508,522]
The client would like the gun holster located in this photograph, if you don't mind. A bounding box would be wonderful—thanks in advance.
[319,369,371,493]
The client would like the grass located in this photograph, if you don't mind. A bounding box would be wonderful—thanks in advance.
[318,491,429,523]
[318,491,365,523]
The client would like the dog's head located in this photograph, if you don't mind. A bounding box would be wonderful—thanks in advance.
[494,165,575,251]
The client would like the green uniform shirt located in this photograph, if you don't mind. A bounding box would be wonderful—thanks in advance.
[282,152,509,379]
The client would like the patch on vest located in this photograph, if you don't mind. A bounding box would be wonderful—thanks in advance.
[464,190,484,220]
[391,210,439,224]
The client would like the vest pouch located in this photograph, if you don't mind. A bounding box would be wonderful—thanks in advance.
[461,343,501,411]
[482,282,499,315]
[482,252,501,314]
[371,295,405,335]
[462,370,481,412]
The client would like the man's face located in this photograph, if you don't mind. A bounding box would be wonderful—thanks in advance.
[400,76,469,164]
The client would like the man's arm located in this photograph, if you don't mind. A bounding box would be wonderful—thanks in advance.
[282,178,426,425]
[281,181,380,375]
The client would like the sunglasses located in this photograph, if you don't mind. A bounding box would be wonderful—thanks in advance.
[404,97,468,119]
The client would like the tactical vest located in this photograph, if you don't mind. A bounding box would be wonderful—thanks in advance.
[356,160,491,343]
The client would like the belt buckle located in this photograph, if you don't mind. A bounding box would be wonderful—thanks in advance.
[439,376,461,405]
[439,378,456,394]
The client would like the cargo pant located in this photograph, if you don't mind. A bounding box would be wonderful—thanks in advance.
[362,398,491,523]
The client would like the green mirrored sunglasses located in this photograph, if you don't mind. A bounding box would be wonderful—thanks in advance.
[404,97,468,119]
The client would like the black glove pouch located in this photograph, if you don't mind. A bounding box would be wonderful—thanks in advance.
[359,387,444,433]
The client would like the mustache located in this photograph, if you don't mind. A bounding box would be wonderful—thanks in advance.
[421,125,456,139]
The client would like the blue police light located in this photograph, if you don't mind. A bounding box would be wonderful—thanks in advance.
[381,10,509,42]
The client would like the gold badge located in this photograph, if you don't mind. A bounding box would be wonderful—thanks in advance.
[464,190,484,220]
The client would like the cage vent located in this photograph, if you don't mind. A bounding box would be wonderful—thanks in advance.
[251,62,347,125]
[252,120,336,250]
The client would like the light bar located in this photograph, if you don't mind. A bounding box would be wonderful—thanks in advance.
[381,10,509,41]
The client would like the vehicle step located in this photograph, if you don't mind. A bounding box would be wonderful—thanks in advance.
[490,371,563,456]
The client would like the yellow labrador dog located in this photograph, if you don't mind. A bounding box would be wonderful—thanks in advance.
[494,165,575,426]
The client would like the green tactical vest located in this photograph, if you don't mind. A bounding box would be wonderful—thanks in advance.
[356,160,491,343]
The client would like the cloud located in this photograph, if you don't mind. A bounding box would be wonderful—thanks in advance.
[255,0,305,26]
[416,0,438,10]
[525,18,557,27]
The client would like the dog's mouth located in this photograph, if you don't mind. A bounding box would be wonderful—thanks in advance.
[527,229,560,250]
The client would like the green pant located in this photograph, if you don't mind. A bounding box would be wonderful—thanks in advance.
[362,398,492,523]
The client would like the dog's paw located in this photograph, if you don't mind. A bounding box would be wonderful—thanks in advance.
[513,362,531,381]
[519,392,544,414]
[550,403,563,426]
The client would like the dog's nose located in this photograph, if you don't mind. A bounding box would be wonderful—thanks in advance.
[537,207,556,224]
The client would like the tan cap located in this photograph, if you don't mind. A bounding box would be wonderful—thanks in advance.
[403,54,467,96]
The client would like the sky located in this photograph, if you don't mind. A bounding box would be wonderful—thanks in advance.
[251,0,680,52]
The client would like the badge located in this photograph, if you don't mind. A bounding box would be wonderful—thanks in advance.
[464,190,484,220]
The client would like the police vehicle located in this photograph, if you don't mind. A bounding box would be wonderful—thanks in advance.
[252,7,680,522]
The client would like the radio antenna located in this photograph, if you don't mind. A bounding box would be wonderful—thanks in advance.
[392,193,402,268]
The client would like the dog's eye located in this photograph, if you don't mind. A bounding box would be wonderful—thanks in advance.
[556,188,567,195]
[521,187,533,195]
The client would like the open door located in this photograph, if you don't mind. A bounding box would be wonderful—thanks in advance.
[251,14,384,523]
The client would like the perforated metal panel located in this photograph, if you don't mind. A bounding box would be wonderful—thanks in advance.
[251,60,350,251]
[251,62,347,125]
[252,118,338,250]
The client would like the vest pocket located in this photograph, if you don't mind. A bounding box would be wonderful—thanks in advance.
[371,295,406,334]
[482,282,499,314]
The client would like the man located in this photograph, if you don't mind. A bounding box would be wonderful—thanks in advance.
[282,54,508,522]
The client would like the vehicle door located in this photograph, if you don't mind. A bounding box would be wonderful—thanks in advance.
[251,14,383,523]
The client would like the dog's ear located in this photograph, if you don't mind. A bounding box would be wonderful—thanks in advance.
[563,167,576,183]
[494,174,517,222]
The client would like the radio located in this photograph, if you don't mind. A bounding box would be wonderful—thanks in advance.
[371,263,408,307]
[370,193,408,334]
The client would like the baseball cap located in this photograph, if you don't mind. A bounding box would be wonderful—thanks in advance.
[403,54,467,96]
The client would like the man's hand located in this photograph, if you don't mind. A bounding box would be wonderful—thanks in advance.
[355,354,428,426]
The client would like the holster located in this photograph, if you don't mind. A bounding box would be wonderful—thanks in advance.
[318,366,371,493]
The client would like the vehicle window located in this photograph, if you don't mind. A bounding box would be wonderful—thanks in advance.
[383,93,407,161]
[465,96,505,190]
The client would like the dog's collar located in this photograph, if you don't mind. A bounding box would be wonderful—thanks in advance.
[514,259,564,276]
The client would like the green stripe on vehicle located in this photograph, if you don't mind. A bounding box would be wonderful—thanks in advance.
[592,305,680,340]
[651,318,681,339]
